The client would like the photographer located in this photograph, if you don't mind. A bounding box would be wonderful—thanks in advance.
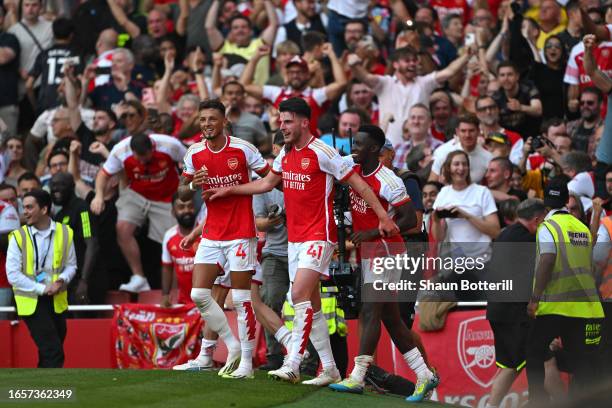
[253,145,289,371]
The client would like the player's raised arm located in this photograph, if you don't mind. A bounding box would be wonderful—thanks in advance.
[345,172,400,237]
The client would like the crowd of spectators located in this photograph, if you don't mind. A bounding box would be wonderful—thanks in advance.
[0,0,611,308]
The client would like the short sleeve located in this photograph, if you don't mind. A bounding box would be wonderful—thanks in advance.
[0,205,20,234]
[480,186,498,216]
[372,75,390,95]
[244,144,269,173]
[272,149,285,175]
[420,71,439,94]
[317,149,354,181]
[563,45,580,85]
[170,138,188,163]
[262,85,282,102]
[311,87,328,106]
[379,173,410,207]
[253,194,268,218]
[102,144,124,176]
[182,147,196,179]
[161,230,173,265]
[30,111,49,138]
[537,224,557,254]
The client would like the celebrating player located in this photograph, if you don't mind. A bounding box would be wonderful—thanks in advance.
[178,99,270,379]
[207,98,399,385]
[328,125,439,402]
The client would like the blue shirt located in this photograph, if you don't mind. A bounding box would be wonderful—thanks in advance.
[319,134,352,156]
[596,93,612,164]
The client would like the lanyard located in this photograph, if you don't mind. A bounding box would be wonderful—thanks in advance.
[28,227,53,272]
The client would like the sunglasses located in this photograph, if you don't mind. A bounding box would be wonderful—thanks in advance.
[476,104,497,112]
[545,43,562,50]
[580,100,596,106]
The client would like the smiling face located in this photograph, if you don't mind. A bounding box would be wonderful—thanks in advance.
[449,153,470,184]
[407,106,431,139]
[229,17,253,46]
[422,184,439,211]
[178,99,198,122]
[498,66,518,91]
[457,122,478,151]
[199,108,226,141]
[393,55,418,81]
[338,112,361,138]
[579,91,601,121]
[23,196,46,226]
[351,131,373,165]
[475,97,500,127]
[344,22,365,50]
[279,111,309,145]
[286,65,309,91]
[485,160,508,190]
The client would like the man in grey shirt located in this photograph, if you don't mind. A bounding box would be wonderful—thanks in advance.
[253,153,288,370]
[223,81,270,153]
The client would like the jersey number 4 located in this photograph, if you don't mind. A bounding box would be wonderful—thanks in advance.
[306,244,323,260]
[235,244,247,259]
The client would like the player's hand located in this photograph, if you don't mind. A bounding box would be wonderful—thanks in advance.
[90,194,105,215]
[161,294,172,308]
[179,232,198,250]
[75,279,89,304]
[192,166,208,187]
[204,186,232,201]
[583,34,597,52]
[527,300,538,319]
[378,216,399,237]
[350,230,379,246]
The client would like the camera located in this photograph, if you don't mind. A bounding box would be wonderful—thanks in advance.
[267,204,284,218]
[530,135,553,153]
[435,209,458,219]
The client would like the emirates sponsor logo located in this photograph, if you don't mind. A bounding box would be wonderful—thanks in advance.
[228,158,239,170]
[301,158,310,170]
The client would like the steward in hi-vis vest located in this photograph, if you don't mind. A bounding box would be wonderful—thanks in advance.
[526,179,604,404]
[5,190,76,368]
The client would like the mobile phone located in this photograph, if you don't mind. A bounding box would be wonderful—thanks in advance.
[64,56,80,66]
[465,33,476,47]
[435,209,458,219]
[95,66,111,76]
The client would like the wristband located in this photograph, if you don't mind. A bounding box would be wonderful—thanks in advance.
[189,181,196,191]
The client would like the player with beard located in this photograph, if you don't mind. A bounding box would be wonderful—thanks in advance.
[177,99,270,379]
[240,44,347,135]
[328,125,438,402]
[50,172,98,304]
[207,98,399,386]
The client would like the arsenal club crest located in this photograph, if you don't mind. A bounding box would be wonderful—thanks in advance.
[457,315,498,388]
[301,158,310,170]
[228,157,239,170]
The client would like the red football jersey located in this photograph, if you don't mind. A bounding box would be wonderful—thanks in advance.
[262,85,328,136]
[182,136,269,241]
[350,163,410,258]
[102,134,187,202]
[431,0,470,24]
[271,137,355,243]
[161,225,198,304]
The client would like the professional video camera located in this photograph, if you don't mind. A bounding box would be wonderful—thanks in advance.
[327,129,360,319]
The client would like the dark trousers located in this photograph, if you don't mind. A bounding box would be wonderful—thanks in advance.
[260,254,289,359]
[22,296,67,368]
[526,314,603,403]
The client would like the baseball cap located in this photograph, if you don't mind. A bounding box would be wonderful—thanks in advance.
[543,178,569,209]
[286,55,308,71]
[485,132,510,146]
[381,138,394,151]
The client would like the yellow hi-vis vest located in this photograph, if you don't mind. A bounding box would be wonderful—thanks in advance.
[535,213,604,318]
[599,217,612,300]
[282,286,347,337]
[9,223,74,316]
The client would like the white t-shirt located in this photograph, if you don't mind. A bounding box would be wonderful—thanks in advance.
[568,171,595,211]
[536,209,571,254]
[30,107,95,145]
[327,0,369,18]
[431,138,493,184]
[433,183,498,257]
[0,200,20,234]
[593,221,611,265]
[374,73,438,146]
[8,18,53,73]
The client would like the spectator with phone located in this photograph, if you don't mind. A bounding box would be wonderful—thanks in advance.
[430,150,500,299]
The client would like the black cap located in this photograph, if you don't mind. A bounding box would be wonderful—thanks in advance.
[544,178,569,209]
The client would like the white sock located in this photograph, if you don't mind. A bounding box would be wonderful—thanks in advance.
[349,355,373,383]
[191,288,240,353]
[198,338,217,359]
[232,289,256,372]
[403,347,432,379]
[287,301,313,371]
[310,310,336,370]
[274,325,292,351]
